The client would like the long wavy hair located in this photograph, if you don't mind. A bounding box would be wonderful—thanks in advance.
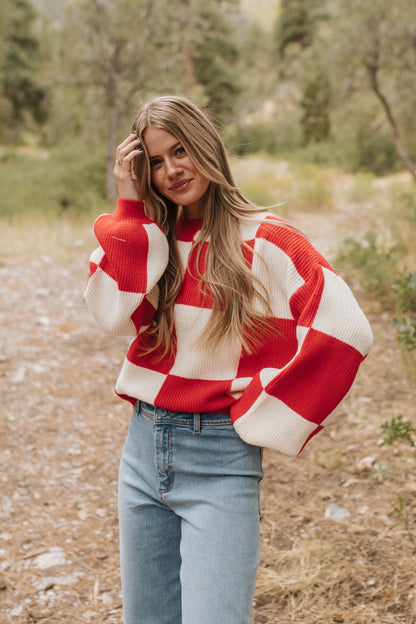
[131,95,274,357]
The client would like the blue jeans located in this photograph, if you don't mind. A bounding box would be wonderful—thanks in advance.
[118,401,263,624]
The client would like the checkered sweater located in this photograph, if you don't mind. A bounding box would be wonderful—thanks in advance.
[84,198,373,455]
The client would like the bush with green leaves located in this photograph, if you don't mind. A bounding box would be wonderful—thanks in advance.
[0,142,106,220]
[381,415,416,449]
[337,200,416,387]
[336,230,405,307]
[228,123,284,157]
[391,271,416,354]
[353,128,400,176]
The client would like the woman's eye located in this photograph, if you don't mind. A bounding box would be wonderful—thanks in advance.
[175,146,186,157]
[150,159,162,168]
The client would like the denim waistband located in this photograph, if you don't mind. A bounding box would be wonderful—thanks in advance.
[135,400,232,432]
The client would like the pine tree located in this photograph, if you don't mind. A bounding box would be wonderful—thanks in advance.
[300,68,331,143]
[193,3,242,121]
[0,0,47,133]
[274,0,316,56]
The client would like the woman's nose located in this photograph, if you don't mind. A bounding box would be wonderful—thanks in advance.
[165,158,182,177]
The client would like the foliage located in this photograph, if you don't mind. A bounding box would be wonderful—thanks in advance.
[0,0,415,194]
[228,122,283,156]
[327,0,416,182]
[393,271,416,315]
[338,233,416,360]
[391,271,416,354]
[193,3,242,121]
[52,0,242,201]
[337,185,416,384]
[300,66,331,143]
[336,231,405,306]
[381,415,416,448]
[0,143,106,219]
[0,0,47,137]
[274,0,323,56]
[353,125,399,176]
[397,191,416,223]
[391,316,416,353]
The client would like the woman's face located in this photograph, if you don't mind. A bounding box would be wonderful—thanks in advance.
[144,126,210,219]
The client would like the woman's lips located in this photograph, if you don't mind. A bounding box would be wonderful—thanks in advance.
[169,179,192,192]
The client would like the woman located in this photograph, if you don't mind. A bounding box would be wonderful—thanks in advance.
[84,95,373,624]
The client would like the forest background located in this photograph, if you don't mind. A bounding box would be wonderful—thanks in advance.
[1,1,416,623]
[1,0,416,209]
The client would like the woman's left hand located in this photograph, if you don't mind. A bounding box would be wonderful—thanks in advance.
[113,134,144,200]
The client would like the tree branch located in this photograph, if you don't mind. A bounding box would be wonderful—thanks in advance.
[366,62,416,183]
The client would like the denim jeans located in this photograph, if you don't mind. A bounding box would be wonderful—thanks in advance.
[118,400,263,624]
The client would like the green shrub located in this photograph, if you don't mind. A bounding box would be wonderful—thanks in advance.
[381,415,416,448]
[393,271,416,314]
[336,230,405,306]
[0,141,107,220]
[228,123,281,156]
[395,191,416,223]
[353,129,399,176]
[291,141,340,167]
[226,121,301,157]
[338,229,415,384]
[391,316,416,353]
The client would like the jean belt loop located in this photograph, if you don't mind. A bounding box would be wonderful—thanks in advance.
[193,413,201,435]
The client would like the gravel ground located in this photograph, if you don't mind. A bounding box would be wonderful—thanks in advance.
[0,198,415,623]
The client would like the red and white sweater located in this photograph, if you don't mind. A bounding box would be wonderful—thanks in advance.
[84,198,373,455]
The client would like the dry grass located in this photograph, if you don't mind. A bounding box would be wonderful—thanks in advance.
[232,156,337,213]
[0,166,415,624]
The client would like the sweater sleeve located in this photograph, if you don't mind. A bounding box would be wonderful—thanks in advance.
[84,198,169,336]
[230,227,373,456]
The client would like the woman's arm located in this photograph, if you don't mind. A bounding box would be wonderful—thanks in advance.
[231,225,373,455]
[84,198,169,336]
[84,134,169,336]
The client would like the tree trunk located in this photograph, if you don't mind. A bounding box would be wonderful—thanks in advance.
[106,101,119,204]
[367,64,416,183]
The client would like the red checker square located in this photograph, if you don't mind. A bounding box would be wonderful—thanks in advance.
[230,375,265,424]
[242,239,255,268]
[289,266,324,325]
[88,260,99,277]
[237,318,298,377]
[265,328,364,424]
[176,242,213,308]
[126,335,176,375]
[131,298,157,332]
[155,375,234,413]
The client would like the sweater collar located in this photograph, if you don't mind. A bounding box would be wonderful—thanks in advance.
[176,214,204,241]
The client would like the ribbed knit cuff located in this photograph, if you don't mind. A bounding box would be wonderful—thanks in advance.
[114,198,146,220]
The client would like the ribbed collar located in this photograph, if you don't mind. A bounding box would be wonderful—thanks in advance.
[176,215,204,241]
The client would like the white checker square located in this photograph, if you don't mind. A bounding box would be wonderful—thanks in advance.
[169,303,241,380]
[312,268,374,355]
[233,391,320,455]
[177,240,195,272]
[86,267,142,336]
[252,238,304,318]
[115,359,167,405]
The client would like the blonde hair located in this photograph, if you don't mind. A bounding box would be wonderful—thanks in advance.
[132,95,274,357]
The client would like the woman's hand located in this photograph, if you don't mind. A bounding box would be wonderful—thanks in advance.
[113,134,144,200]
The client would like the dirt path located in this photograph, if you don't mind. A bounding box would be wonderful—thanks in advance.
[0,190,415,623]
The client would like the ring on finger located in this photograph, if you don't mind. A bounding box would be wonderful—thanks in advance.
[116,158,123,165]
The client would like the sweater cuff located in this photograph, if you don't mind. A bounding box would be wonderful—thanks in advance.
[114,198,146,220]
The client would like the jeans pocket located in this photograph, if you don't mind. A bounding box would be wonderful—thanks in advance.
[137,401,155,421]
